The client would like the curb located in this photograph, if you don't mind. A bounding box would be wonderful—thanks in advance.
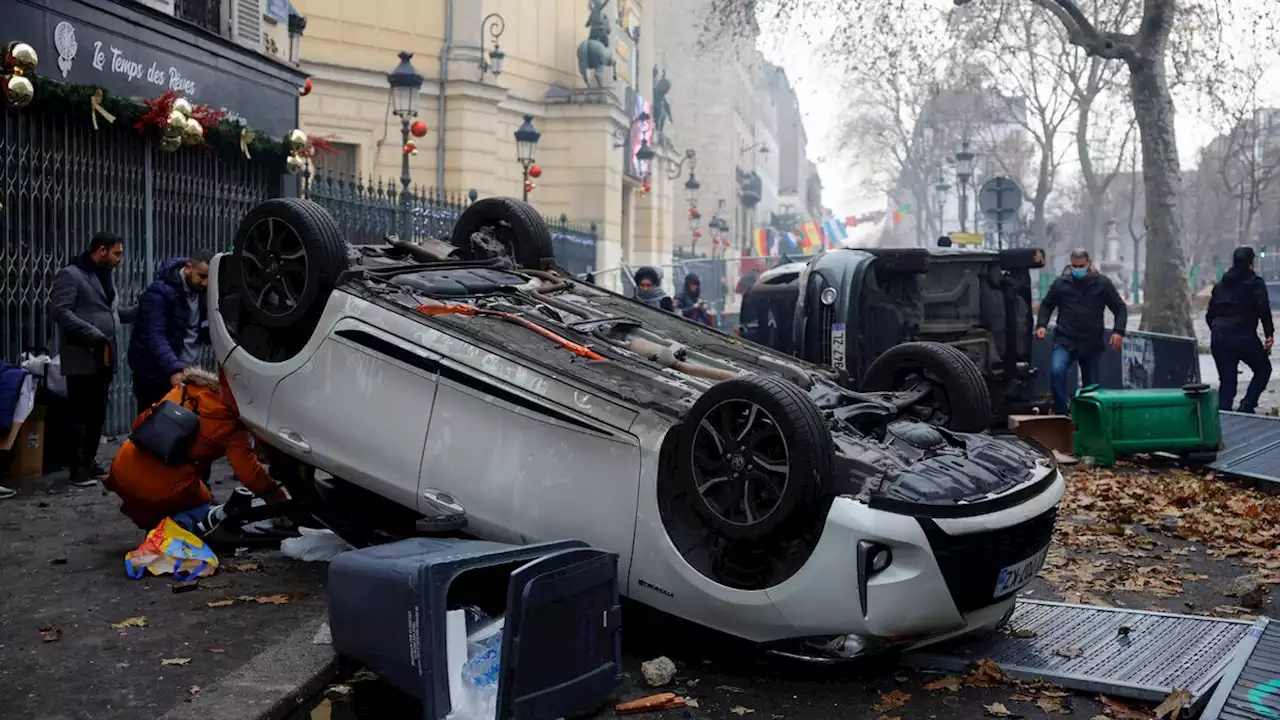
[157,616,338,720]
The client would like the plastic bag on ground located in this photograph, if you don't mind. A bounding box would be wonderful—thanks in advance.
[280,527,353,562]
[445,614,506,720]
[125,517,220,580]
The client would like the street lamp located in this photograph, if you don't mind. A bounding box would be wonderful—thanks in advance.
[286,3,306,65]
[387,51,424,240]
[479,13,507,80]
[684,172,701,206]
[934,173,951,240]
[514,114,541,202]
[666,148,697,180]
[954,140,975,233]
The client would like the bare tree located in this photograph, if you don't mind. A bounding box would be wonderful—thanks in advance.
[709,0,1280,336]
[1205,73,1280,248]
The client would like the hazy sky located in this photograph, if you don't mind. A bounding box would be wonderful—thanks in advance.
[758,1,1280,216]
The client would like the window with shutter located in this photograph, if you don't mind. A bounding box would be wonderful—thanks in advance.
[314,142,359,178]
[229,0,264,50]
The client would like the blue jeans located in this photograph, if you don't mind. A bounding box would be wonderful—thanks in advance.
[1051,345,1103,415]
[169,503,213,532]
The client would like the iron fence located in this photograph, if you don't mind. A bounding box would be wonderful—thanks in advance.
[1,102,277,436]
[303,170,599,276]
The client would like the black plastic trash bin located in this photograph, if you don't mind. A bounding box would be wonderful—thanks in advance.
[328,538,622,720]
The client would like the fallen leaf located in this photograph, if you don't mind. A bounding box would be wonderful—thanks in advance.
[1011,628,1038,638]
[965,659,1011,687]
[39,626,61,643]
[207,648,226,653]
[310,698,332,720]
[877,716,901,720]
[110,616,148,629]
[161,657,192,666]
[1099,695,1150,720]
[1154,688,1192,719]
[923,675,964,692]
[729,707,755,716]
[252,594,292,605]
[685,698,699,708]
[188,685,201,696]
[1036,697,1070,714]
[872,690,912,712]
[232,562,261,572]
[1055,645,1084,659]
[984,702,1014,717]
[206,599,236,608]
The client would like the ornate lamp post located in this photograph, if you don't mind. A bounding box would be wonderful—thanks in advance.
[934,173,951,241]
[514,114,541,202]
[954,140,975,233]
[387,51,424,241]
[478,13,507,80]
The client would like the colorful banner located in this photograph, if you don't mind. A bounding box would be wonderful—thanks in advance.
[823,218,848,249]
[800,222,822,254]
[753,228,771,258]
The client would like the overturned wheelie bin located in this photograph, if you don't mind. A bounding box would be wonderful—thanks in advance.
[1070,383,1222,466]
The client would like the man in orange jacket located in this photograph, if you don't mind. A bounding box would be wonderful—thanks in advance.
[104,368,289,531]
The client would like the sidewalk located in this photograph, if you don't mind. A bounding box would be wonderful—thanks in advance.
[0,447,334,720]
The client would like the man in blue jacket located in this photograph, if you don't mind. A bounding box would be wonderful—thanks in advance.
[127,251,212,415]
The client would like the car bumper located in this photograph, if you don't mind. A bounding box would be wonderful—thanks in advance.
[762,469,1065,653]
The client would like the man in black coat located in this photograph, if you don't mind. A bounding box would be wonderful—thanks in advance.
[1206,246,1274,413]
[1035,248,1128,414]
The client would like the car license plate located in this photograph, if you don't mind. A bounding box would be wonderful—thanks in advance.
[831,323,847,371]
[993,546,1049,598]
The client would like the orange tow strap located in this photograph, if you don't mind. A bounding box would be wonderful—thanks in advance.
[416,303,607,361]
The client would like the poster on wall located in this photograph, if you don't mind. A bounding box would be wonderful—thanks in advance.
[628,95,651,180]
[1122,334,1155,388]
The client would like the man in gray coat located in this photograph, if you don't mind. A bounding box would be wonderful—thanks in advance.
[50,232,133,487]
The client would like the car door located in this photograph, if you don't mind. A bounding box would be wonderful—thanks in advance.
[268,315,439,511]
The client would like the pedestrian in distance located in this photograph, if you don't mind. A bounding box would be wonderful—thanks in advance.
[1035,248,1128,415]
[49,231,135,487]
[127,250,212,415]
[1206,246,1274,414]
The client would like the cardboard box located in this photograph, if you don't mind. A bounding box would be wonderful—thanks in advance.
[1,406,47,480]
[1008,414,1074,456]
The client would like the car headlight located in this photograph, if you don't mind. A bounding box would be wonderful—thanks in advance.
[820,287,838,305]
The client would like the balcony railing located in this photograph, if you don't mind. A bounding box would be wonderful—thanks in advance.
[174,0,222,35]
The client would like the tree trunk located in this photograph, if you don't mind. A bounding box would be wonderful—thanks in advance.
[1128,54,1193,336]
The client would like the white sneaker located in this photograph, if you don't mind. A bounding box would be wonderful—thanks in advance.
[0,485,16,499]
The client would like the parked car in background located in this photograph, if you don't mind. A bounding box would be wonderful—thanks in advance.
[209,198,1064,660]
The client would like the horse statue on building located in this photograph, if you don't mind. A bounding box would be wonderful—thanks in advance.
[578,0,615,88]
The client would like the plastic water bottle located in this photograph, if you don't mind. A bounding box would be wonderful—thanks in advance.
[462,618,505,690]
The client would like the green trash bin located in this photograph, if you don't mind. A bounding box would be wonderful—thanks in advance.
[1070,383,1222,467]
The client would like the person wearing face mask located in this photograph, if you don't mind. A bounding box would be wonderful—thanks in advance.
[128,250,214,415]
[1206,246,1274,414]
[633,266,674,311]
[1035,248,1128,414]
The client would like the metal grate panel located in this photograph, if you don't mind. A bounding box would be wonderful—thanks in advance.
[1210,412,1280,486]
[906,600,1253,708]
[1201,618,1279,720]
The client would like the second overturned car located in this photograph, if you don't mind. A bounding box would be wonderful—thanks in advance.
[209,196,1064,659]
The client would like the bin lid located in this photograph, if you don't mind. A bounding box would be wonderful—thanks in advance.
[495,547,622,720]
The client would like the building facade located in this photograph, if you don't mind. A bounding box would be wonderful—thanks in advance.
[294,0,684,284]
[2,0,306,434]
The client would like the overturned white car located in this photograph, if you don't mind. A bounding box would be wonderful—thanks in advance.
[209,197,1063,660]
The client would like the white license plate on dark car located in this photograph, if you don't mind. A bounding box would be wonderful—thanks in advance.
[993,546,1049,598]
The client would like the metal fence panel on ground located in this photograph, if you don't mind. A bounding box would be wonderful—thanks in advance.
[1031,329,1202,400]
[1,102,276,436]
[303,171,598,277]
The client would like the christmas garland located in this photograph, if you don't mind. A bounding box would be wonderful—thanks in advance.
[28,74,294,161]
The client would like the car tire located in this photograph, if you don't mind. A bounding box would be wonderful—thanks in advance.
[860,341,993,432]
[449,197,556,270]
[677,374,833,542]
[232,198,349,329]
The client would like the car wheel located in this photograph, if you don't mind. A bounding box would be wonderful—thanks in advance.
[448,197,556,270]
[860,341,993,432]
[232,198,349,329]
[677,375,833,542]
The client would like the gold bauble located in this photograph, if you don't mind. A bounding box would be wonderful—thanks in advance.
[171,97,193,117]
[7,43,38,75]
[181,117,204,146]
[167,109,188,131]
[159,134,183,153]
[285,154,307,175]
[4,75,34,108]
[284,129,308,153]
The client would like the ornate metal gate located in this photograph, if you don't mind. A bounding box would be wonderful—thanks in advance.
[1,103,278,437]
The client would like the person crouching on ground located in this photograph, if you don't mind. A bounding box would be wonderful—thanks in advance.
[1207,246,1274,413]
[104,368,288,532]
[128,250,212,415]
[1035,248,1128,415]
[675,273,714,326]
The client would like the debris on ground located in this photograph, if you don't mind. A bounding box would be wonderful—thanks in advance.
[1153,688,1192,720]
[109,616,148,629]
[963,659,1011,688]
[984,701,1014,716]
[639,656,677,687]
[1225,574,1268,609]
[728,708,755,716]
[1098,694,1153,719]
[39,626,60,642]
[615,693,689,714]
[161,657,192,666]
[872,690,911,712]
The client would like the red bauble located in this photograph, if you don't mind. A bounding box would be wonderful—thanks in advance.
[410,120,428,138]
[300,78,313,97]
[529,165,543,179]
[525,182,535,193]
[642,182,652,193]
[688,206,698,216]
[695,231,703,239]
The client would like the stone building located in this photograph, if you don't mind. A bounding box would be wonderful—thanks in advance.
[293,0,682,282]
